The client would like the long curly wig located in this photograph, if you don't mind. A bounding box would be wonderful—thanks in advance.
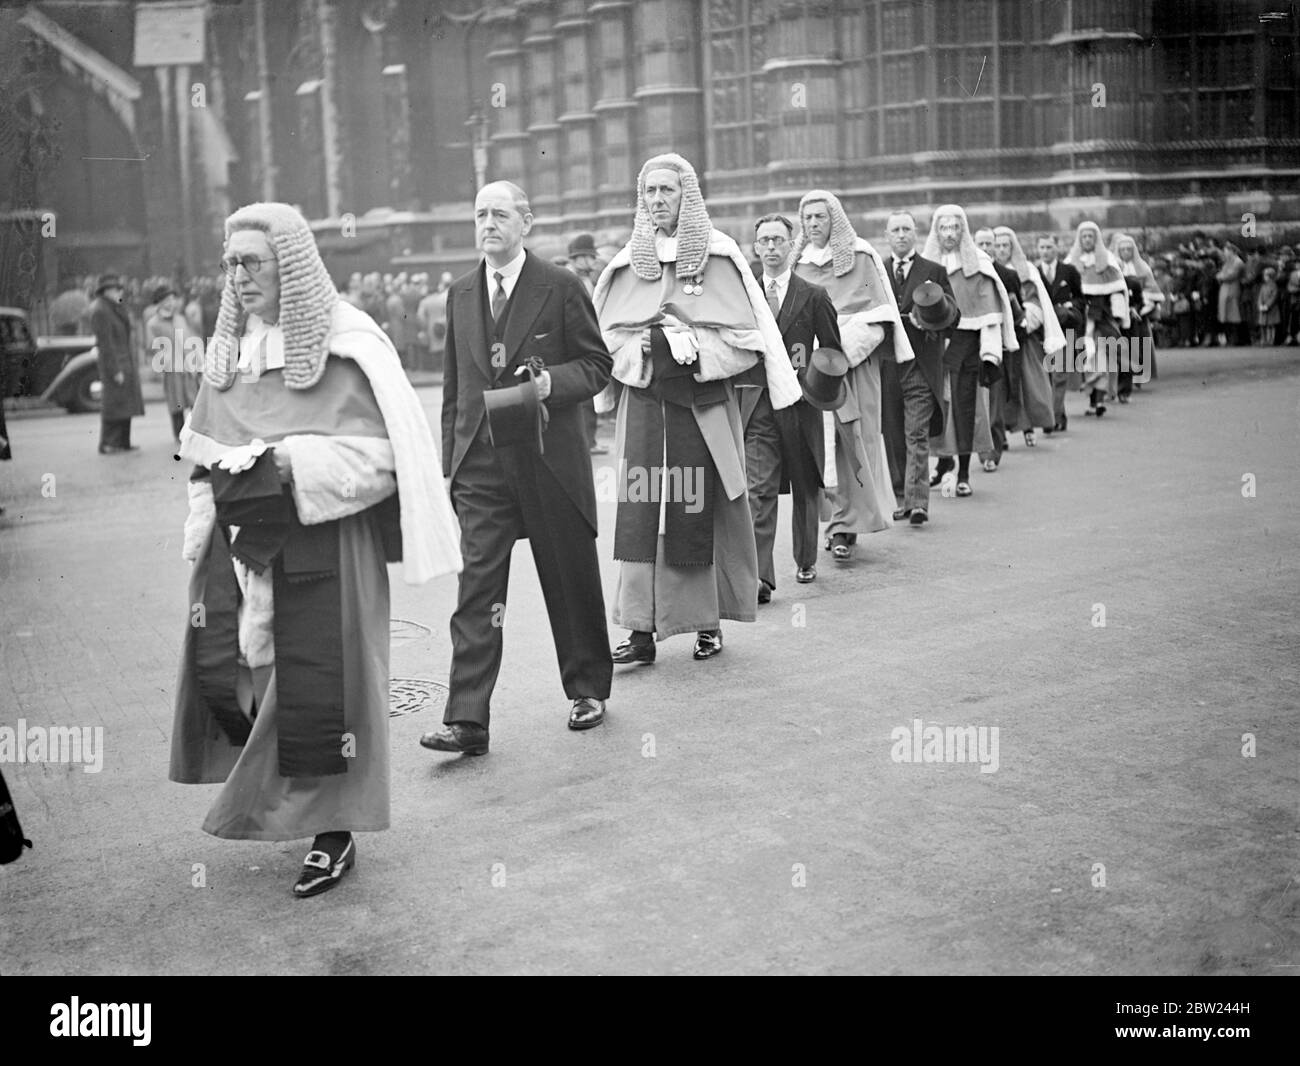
[788,189,860,277]
[205,202,339,391]
[628,153,713,281]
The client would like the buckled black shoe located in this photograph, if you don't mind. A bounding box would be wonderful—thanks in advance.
[757,582,772,604]
[612,635,656,664]
[909,508,929,525]
[292,834,355,898]
[893,507,910,521]
[568,697,605,730]
[796,566,816,583]
[693,630,723,660]
[419,721,489,755]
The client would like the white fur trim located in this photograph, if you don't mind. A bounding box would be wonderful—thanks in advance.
[840,317,885,369]
[183,479,216,563]
[326,302,462,584]
[278,434,397,526]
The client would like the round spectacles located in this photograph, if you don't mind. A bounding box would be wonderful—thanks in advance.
[755,236,789,248]
[220,254,277,277]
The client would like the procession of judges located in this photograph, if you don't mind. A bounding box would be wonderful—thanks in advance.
[166,152,1158,898]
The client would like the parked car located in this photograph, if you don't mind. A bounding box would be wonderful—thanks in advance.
[0,307,101,413]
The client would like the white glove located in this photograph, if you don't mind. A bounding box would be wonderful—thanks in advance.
[216,438,267,475]
[663,328,698,366]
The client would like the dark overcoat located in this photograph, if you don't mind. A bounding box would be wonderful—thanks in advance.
[91,296,144,421]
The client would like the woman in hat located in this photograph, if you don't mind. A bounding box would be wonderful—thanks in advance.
[146,283,202,441]
[171,202,461,898]
[90,273,145,454]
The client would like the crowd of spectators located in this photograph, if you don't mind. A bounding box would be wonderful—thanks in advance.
[36,229,1299,393]
[1146,233,1300,349]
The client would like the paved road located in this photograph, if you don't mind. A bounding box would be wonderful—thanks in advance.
[2,346,1297,975]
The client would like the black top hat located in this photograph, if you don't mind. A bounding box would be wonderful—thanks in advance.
[95,273,124,296]
[567,233,597,258]
[801,347,849,411]
[912,279,956,330]
[483,374,548,452]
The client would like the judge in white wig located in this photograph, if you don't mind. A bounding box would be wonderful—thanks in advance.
[593,152,800,663]
[921,204,1017,496]
[1109,231,1162,387]
[171,202,461,900]
[790,189,912,558]
[1066,220,1128,415]
[992,225,1063,444]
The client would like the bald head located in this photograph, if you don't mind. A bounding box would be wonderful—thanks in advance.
[475,181,534,267]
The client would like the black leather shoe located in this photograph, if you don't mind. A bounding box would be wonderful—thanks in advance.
[892,507,910,521]
[612,637,655,664]
[909,508,929,525]
[419,721,489,755]
[568,697,605,731]
[293,835,355,898]
[796,566,816,583]
[830,533,852,560]
[757,583,772,604]
[693,630,723,660]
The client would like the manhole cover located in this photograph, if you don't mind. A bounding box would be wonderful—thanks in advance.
[390,618,433,646]
[388,678,447,718]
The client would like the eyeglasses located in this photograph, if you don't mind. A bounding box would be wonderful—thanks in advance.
[755,236,789,248]
[220,254,277,277]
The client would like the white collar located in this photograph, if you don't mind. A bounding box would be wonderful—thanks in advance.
[799,242,833,266]
[763,269,791,289]
[654,231,679,262]
[484,247,526,282]
[238,314,285,374]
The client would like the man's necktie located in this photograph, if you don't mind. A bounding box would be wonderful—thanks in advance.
[894,258,907,290]
[767,278,780,318]
[491,271,507,324]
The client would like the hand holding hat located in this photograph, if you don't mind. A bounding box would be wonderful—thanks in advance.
[910,280,958,334]
[515,364,551,400]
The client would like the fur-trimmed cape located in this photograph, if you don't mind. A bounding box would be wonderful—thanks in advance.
[593,228,802,410]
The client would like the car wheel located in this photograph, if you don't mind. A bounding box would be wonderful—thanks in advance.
[66,368,102,414]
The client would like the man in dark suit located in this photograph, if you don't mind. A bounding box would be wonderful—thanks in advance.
[737,213,842,601]
[1036,235,1083,432]
[421,181,614,754]
[879,211,957,525]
